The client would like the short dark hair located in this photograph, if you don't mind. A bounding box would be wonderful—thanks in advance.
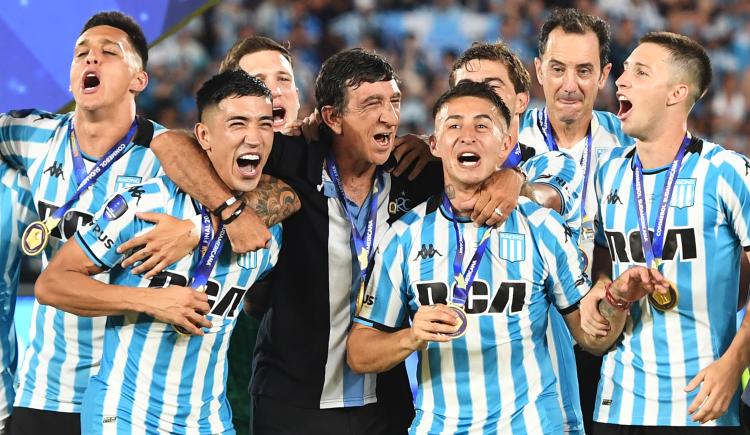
[538,8,611,68]
[315,48,399,115]
[196,70,273,122]
[81,11,148,69]
[432,81,511,128]
[220,36,293,73]
[449,41,531,94]
[639,31,712,104]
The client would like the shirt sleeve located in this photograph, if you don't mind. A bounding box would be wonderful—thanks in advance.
[532,208,591,314]
[521,151,583,232]
[0,110,63,171]
[717,151,750,249]
[75,182,164,269]
[354,226,411,331]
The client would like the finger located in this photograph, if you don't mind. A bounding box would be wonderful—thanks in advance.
[687,384,708,416]
[470,192,491,222]
[185,311,213,330]
[472,199,500,227]
[121,248,150,268]
[174,317,203,336]
[408,157,429,181]
[118,234,148,254]
[193,300,212,315]
[134,212,163,223]
[685,371,705,393]
[484,203,508,227]
[457,197,477,213]
[131,253,163,276]
[416,331,453,343]
[142,258,171,279]
[393,148,418,177]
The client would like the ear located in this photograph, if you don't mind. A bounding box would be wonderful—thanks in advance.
[130,70,148,94]
[515,91,530,114]
[321,105,342,135]
[428,134,440,158]
[194,122,211,152]
[666,83,690,106]
[598,63,612,89]
[534,57,543,85]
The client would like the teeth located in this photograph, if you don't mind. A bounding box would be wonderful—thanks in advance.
[460,152,477,157]
[239,155,260,162]
[618,95,629,101]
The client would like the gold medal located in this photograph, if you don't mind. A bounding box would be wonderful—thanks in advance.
[173,285,207,335]
[648,282,679,311]
[22,218,60,256]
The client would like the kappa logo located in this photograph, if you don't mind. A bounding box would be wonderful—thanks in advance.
[606,189,623,205]
[43,161,65,179]
[413,244,442,261]
[128,185,145,205]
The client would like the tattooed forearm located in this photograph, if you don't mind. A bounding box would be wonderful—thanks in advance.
[244,175,301,227]
[597,298,620,322]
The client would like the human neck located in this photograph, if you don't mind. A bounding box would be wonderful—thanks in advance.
[73,101,136,158]
[331,141,377,206]
[548,109,592,149]
[635,119,689,169]
[509,115,520,147]
[444,180,480,217]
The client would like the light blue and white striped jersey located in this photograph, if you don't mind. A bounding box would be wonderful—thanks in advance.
[0,164,35,424]
[593,139,750,427]
[520,108,635,277]
[355,195,590,434]
[76,176,280,434]
[520,108,633,433]
[0,109,165,413]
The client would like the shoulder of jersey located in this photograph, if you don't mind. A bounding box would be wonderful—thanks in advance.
[519,108,539,131]
[392,200,429,233]
[6,109,70,129]
[593,110,635,146]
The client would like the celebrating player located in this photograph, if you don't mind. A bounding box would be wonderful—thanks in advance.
[36,70,283,434]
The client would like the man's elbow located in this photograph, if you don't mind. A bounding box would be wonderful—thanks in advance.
[34,269,59,307]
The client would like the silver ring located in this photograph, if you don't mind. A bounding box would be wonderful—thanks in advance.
[493,207,504,217]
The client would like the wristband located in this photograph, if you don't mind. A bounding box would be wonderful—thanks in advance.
[212,193,242,218]
[604,281,632,312]
[510,165,527,182]
[222,200,246,225]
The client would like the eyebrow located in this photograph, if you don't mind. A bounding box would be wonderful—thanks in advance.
[549,58,595,69]
[76,38,121,49]
[361,92,401,105]
[625,61,651,70]
[444,114,494,122]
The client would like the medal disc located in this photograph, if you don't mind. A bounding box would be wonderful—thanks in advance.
[648,282,679,311]
[22,220,52,256]
[446,304,468,338]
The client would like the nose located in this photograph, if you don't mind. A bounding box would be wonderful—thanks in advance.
[379,101,399,127]
[615,69,629,90]
[85,49,100,65]
[267,79,282,97]
[244,125,263,147]
[561,69,578,93]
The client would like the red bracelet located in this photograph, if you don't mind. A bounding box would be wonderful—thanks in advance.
[604,281,632,312]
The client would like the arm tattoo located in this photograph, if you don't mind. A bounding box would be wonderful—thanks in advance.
[245,176,301,227]
[597,298,619,322]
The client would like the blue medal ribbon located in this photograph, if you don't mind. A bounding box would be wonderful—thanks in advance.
[539,108,593,221]
[632,135,690,268]
[325,154,381,296]
[190,207,227,290]
[442,195,492,307]
[502,143,523,168]
[51,120,138,222]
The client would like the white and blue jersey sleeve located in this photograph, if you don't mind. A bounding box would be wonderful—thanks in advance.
[716,151,750,248]
[0,164,35,424]
[0,110,68,171]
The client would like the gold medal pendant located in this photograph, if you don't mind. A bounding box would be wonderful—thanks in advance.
[446,304,468,338]
[173,285,207,336]
[647,262,679,311]
[21,218,60,256]
[355,281,366,315]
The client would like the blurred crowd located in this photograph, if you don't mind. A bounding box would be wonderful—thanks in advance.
[139,0,750,154]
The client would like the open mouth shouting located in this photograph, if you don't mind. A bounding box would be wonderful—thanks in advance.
[456,152,481,168]
[272,105,287,128]
[617,94,633,121]
[373,132,393,149]
[236,152,261,178]
[82,71,101,94]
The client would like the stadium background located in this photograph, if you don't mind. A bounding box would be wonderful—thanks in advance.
[3,0,750,405]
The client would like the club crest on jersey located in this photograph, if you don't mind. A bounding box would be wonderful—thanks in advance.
[497,232,525,262]
[237,252,257,269]
[670,178,695,208]
[103,194,128,221]
[115,175,142,191]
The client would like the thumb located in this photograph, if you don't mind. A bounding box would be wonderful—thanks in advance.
[457,197,476,212]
